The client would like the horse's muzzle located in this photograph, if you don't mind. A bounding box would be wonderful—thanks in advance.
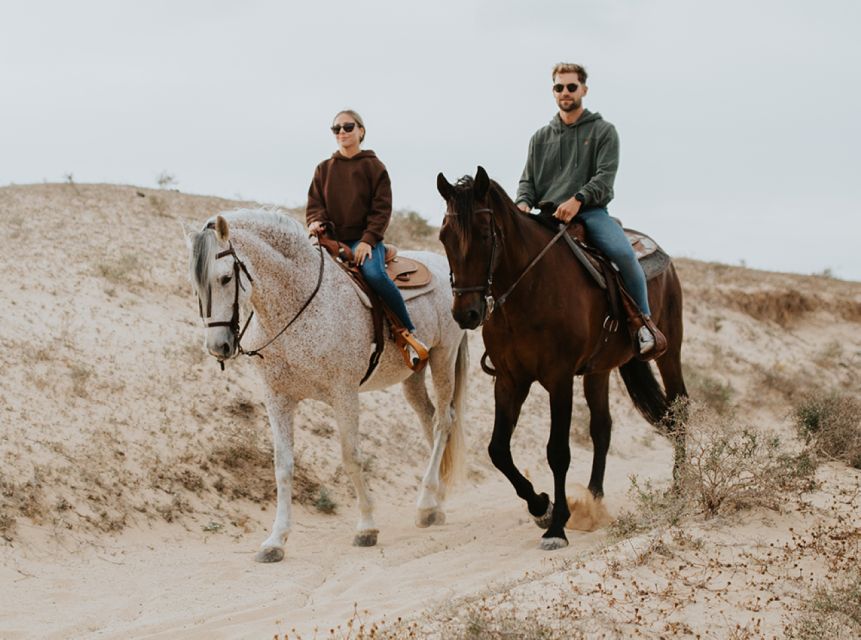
[451,298,486,330]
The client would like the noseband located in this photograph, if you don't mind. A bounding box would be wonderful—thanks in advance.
[197,236,325,370]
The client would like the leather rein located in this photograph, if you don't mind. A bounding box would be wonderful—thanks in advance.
[198,239,325,369]
[447,206,570,320]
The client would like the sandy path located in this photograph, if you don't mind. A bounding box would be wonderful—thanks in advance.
[2,439,673,639]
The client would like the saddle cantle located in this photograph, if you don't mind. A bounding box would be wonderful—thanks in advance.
[383,247,432,289]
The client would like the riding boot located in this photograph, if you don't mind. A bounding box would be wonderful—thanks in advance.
[629,315,667,362]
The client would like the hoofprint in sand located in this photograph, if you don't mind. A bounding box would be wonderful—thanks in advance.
[1,184,859,639]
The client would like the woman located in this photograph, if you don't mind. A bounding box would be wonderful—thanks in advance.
[306,109,428,368]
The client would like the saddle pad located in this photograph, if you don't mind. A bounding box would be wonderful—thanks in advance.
[386,256,432,288]
[624,228,671,281]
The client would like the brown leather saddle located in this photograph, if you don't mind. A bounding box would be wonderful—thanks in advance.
[533,203,669,361]
[383,245,432,288]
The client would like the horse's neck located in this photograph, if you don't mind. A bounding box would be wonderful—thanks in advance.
[234,229,327,325]
[494,206,547,283]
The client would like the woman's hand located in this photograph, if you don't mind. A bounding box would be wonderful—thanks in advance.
[308,221,326,236]
[354,241,373,266]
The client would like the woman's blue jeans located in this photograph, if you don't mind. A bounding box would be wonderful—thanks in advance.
[577,207,651,316]
[351,240,416,332]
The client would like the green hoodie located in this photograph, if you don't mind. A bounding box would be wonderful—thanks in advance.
[515,109,619,210]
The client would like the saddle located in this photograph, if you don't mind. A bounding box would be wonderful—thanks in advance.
[314,229,430,380]
[533,202,669,361]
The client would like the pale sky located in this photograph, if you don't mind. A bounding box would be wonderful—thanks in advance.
[2,1,859,280]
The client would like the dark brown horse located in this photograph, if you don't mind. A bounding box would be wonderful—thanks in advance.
[437,167,688,550]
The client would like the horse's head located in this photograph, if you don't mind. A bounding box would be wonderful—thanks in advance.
[437,166,498,329]
[186,214,254,362]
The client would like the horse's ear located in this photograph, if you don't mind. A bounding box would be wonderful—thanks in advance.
[215,215,230,242]
[474,166,490,199]
[437,172,454,200]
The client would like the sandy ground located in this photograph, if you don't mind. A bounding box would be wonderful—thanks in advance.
[1,184,859,639]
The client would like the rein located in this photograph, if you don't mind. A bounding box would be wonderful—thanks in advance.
[448,207,570,318]
[199,239,325,369]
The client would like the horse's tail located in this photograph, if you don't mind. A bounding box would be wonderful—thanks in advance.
[440,332,469,486]
[618,358,671,429]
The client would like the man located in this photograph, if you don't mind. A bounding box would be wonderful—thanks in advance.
[515,62,658,354]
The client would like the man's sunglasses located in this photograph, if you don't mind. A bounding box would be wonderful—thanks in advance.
[553,83,579,93]
[331,122,357,134]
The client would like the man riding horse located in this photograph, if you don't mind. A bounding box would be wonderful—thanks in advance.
[515,62,665,358]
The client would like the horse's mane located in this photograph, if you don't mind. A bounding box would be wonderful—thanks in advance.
[190,207,304,306]
[448,175,521,244]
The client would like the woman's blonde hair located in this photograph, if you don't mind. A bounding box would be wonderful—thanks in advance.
[334,109,366,142]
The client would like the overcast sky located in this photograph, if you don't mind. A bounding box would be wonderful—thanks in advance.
[2,1,859,280]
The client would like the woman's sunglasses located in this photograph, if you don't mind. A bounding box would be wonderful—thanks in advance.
[553,83,579,93]
[331,122,357,134]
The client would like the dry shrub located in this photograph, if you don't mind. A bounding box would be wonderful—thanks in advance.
[686,368,734,415]
[793,391,861,469]
[679,403,816,517]
[383,209,438,251]
[611,402,816,537]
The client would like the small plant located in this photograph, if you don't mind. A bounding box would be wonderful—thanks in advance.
[156,171,177,189]
[314,487,337,514]
[687,369,734,415]
[793,390,861,469]
[95,253,141,287]
[202,521,223,533]
[608,475,686,540]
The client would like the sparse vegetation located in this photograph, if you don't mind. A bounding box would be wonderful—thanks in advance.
[314,487,337,514]
[382,209,438,250]
[793,390,861,469]
[95,252,141,287]
[156,171,178,189]
[686,369,734,415]
[786,570,861,639]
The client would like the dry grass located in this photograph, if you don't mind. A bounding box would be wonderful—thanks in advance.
[793,390,861,469]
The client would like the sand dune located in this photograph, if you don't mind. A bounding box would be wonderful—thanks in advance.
[1,184,859,639]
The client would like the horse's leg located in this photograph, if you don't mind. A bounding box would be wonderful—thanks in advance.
[333,391,378,547]
[540,378,574,550]
[256,393,296,563]
[402,368,446,527]
[416,339,467,527]
[583,371,612,499]
[487,375,551,525]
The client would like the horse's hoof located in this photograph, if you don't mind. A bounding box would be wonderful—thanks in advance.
[255,546,285,563]
[353,529,379,547]
[416,508,446,528]
[539,537,569,551]
[533,500,554,529]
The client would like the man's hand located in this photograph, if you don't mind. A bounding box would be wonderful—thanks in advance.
[516,202,531,213]
[354,241,373,266]
[553,196,582,223]
[308,221,326,235]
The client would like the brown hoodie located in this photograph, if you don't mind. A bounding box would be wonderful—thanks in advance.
[306,150,392,246]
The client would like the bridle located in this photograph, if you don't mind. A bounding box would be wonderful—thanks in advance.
[447,207,499,314]
[198,236,325,370]
[445,205,570,322]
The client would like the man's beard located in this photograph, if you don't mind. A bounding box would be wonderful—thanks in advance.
[558,97,582,112]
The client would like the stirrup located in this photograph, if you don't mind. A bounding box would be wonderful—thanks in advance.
[396,329,429,372]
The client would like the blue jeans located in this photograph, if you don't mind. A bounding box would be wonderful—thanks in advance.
[351,240,416,332]
[577,207,651,316]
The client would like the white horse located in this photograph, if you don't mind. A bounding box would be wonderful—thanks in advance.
[185,209,469,562]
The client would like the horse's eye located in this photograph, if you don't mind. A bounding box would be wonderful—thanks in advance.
[220,274,232,286]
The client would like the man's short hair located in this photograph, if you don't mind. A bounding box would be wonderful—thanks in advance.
[552,63,588,84]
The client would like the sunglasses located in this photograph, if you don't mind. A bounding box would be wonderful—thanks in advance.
[331,122,358,134]
[553,83,579,93]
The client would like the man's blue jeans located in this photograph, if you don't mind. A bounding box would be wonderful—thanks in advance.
[351,240,416,332]
[577,207,651,316]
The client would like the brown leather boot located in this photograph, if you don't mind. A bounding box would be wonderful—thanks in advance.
[635,316,667,362]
